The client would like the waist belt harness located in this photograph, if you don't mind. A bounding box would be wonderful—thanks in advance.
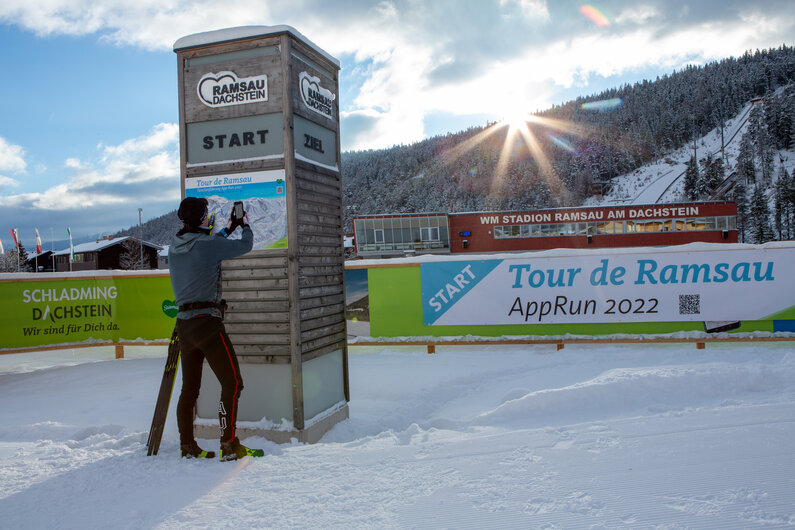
[178,299,228,317]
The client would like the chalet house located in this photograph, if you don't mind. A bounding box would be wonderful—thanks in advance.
[52,236,161,272]
[158,245,170,269]
[27,250,55,272]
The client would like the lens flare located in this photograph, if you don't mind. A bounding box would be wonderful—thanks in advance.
[581,97,623,111]
[504,112,530,131]
[580,5,610,27]
[440,124,505,166]
[439,111,600,205]
[547,133,577,153]
[515,125,570,203]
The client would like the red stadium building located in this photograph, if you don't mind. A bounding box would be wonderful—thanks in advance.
[352,201,738,257]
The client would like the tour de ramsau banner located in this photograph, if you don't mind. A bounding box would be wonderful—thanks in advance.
[420,246,795,327]
[0,273,176,350]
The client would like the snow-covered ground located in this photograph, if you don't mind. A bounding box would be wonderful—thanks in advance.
[1,338,793,528]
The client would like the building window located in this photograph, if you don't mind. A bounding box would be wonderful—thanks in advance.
[354,215,449,253]
[420,226,440,241]
[492,215,737,240]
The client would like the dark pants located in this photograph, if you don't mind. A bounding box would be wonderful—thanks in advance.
[176,316,243,444]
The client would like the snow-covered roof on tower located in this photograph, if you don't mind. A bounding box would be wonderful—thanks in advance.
[173,25,340,68]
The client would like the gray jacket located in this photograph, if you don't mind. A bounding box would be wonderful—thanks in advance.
[168,226,253,319]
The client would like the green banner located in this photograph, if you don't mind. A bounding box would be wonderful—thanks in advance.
[0,274,176,350]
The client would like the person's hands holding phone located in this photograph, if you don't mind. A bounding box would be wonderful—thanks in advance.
[228,201,247,232]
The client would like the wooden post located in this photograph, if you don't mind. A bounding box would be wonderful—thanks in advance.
[115,344,124,359]
[697,342,706,349]
[282,33,305,432]
[427,344,435,354]
[557,343,565,351]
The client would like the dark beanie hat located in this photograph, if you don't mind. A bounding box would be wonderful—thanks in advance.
[178,197,208,227]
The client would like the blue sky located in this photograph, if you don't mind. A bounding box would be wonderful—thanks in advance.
[0,0,793,251]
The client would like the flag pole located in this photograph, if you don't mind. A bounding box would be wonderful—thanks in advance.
[35,228,42,273]
[10,229,19,272]
[67,227,74,272]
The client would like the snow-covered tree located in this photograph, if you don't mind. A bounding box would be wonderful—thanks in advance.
[119,238,145,270]
[736,134,756,184]
[698,154,724,198]
[684,156,700,200]
[748,185,773,243]
[731,181,750,243]
[0,246,32,273]
[0,251,17,272]
[775,166,794,240]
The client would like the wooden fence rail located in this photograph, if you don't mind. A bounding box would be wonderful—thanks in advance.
[348,336,795,354]
[4,335,792,358]
[0,341,170,359]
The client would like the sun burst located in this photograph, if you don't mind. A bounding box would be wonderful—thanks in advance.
[437,109,599,205]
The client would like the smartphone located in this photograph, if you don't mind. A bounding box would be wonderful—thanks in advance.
[233,201,244,220]
[703,321,740,333]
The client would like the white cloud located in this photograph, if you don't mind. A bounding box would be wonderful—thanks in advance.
[615,6,660,25]
[0,137,27,173]
[99,122,178,164]
[500,0,550,20]
[0,124,179,210]
[340,10,794,135]
[0,0,792,152]
[0,0,272,49]
[64,158,84,170]
[0,175,20,189]
[312,2,792,149]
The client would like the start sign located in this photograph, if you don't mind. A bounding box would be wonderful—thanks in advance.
[186,114,284,165]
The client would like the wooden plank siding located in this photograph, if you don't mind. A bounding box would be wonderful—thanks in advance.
[289,33,349,409]
[221,249,292,361]
[294,159,347,366]
[288,31,347,374]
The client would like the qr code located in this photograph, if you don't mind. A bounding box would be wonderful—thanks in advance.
[679,294,700,314]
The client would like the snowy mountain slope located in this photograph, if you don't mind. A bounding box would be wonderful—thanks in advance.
[588,92,795,212]
[587,103,755,206]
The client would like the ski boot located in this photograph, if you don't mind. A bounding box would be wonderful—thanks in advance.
[180,441,216,459]
[220,437,265,461]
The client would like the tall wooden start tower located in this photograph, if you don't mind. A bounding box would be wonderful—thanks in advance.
[173,26,348,443]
